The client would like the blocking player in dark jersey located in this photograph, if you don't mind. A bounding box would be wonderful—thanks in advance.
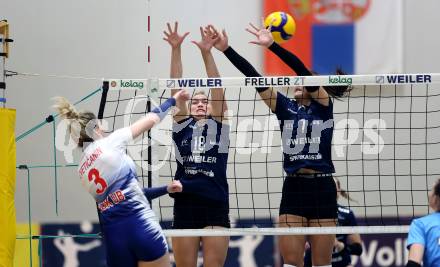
[163,22,230,267]
[208,22,350,267]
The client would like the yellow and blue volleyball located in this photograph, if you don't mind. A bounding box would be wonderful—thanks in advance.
[264,11,296,43]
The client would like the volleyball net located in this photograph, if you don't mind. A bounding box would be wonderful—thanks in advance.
[97,73,440,236]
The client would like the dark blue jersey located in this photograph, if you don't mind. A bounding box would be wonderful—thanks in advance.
[274,92,335,174]
[304,204,358,267]
[172,116,229,203]
[333,205,358,266]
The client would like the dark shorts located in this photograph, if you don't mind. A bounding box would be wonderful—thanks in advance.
[173,193,230,229]
[103,215,168,267]
[279,175,337,220]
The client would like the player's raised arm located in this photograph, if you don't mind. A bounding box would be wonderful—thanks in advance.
[247,19,331,106]
[163,21,190,121]
[209,25,278,112]
[130,89,189,139]
[192,25,228,121]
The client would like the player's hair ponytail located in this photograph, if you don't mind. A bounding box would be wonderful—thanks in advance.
[435,178,440,199]
[432,178,440,211]
[322,68,352,99]
[52,97,96,147]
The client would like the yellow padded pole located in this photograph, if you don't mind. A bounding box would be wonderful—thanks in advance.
[0,108,16,267]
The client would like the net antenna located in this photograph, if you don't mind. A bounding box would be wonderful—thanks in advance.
[0,20,12,58]
[0,20,13,108]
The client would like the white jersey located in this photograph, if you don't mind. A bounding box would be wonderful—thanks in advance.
[78,127,154,224]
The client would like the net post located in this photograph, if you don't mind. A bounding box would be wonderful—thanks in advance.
[147,97,152,192]
[0,20,11,108]
[146,79,154,205]
[0,44,5,107]
[146,78,159,205]
[95,80,109,239]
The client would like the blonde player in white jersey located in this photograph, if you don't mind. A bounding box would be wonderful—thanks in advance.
[53,89,189,267]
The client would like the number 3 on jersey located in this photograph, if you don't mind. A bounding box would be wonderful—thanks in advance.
[88,168,108,195]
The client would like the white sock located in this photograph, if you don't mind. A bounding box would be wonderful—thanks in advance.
[283,265,297,267]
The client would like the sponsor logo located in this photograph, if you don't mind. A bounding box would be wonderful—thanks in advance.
[119,80,144,90]
[181,139,189,146]
[375,75,385,84]
[244,77,304,87]
[168,78,222,88]
[328,75,352,85]
[166,79,175,88]
[110,81,117,88]
[179,78,222,88]
[385,74,432,84]
[287,108,297,114]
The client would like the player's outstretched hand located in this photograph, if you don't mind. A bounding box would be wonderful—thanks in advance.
[163,21,190,49]
[206,25,229,52]
[246,17,274,48]
[333,239,345,253]
[191,26,219,53]
[172,89,190,104]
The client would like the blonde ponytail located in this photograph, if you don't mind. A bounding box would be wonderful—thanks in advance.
[52,97,79,120]
[52,97,97,147]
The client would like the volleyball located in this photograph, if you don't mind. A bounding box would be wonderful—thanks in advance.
[264,11,296,43]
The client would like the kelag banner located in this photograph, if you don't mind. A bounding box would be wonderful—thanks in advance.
[40,219,408,267]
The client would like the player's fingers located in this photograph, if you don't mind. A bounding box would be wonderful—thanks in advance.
[246,28,258,37]
[222,29,228,39]
[249,22,260,31]
[268,18,276,31]
[182,32,190,39]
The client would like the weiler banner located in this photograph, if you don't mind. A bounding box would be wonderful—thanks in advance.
[264,0,403,75]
